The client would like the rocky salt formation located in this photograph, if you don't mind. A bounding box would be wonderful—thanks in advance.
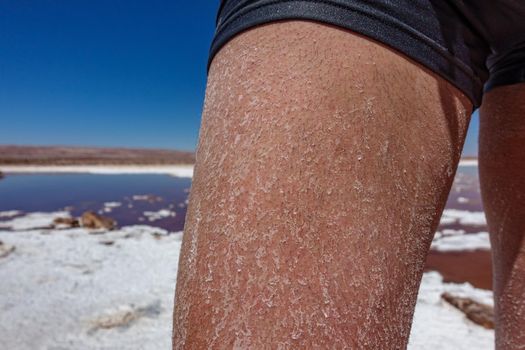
[53,217,80,229]
[81,211,116,231]
[52,213,116,231]
[442,292,495,329]
[88,301,162,333]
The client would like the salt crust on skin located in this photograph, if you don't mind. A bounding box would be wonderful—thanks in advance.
[0,165,194,178]
[0,211,493,349]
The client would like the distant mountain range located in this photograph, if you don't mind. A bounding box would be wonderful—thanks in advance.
[0,145,195,165]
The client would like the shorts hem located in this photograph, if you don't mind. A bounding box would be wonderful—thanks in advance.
[209,0,483,107]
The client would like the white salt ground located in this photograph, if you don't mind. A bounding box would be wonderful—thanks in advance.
[0,211,494,349]
[0,165,194,178]
[0,210,21,218]
[431,232,491,252]
[0,223,182,350]
[440,209,487,226]
[0,211,70,231]
[457,196,469,203]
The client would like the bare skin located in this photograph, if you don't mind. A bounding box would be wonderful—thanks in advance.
[479,84,525,350]
[173,21,471,348]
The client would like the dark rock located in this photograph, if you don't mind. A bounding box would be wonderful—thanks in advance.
[441,292,494,329]
[53,217,80,228]
[81,211,117,231]
[152,232,164,240]
[0,171,4,179]
[99,239,115,246]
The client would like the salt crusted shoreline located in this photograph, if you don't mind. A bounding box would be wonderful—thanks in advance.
[0,158,477,178]
[0,164,194,178]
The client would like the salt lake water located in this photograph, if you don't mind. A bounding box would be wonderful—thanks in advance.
[0,173,192,231]
[0,164,484,232]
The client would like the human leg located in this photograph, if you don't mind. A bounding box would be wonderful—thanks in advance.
[173,21,472,348]
[479,83,525,349]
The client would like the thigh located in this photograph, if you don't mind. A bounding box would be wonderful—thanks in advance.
[173,21,472,348]
[479,83,525,348]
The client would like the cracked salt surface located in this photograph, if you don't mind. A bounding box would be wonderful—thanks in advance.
[0,211,494,349]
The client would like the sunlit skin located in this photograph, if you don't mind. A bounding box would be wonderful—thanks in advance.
[172,21,473,348]
[479,84,525,350]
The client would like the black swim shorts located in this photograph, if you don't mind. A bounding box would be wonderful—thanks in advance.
[208,0,525,108]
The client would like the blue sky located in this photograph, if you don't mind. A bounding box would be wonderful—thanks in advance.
[0,1,216,151]
[0,1,479,155]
